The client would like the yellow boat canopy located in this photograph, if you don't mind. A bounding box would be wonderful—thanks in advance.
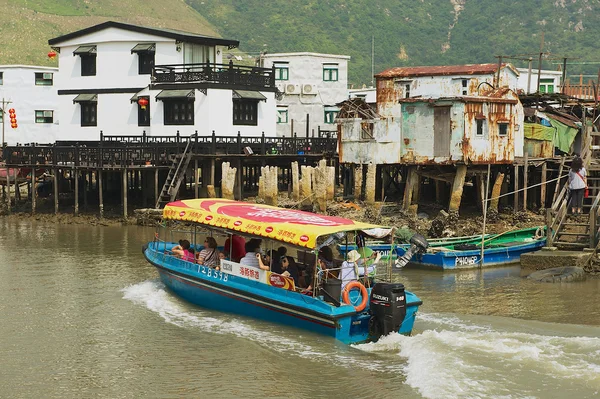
[163,199,384,249]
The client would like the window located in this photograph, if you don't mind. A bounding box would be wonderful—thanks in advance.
[274,62,289,81]
[498,123,508,136]
[35,72,53,86]
[277,108,288,123]
[233,100,258,126]
[35,110,54,123]
[138,52,155,75]
[183,43,215,66]
[476,119,484,136]
[324,108,339,124]
[164,100,194,125]
[539,78,555,93]
[405,84,411,98]
[0,72,3,85]
[81,54,96,76]
[462,79,468,95]
[323,64,338,82]
[137,97,150,127]
[81,102,97,127]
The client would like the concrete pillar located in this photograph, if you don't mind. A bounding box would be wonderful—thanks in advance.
[154,168,159,207]
[489,172,505,213]
[327,166,335,200]
[264,165,278,206]
[207,185,216,198]
[314,160,328,212]
[449,165,467,213]
[402,166,417,210]
[365,163,376,204]
[291,161,300,201]
[353,164,362,200]
[299,165,313,206]
[221,161,237,200]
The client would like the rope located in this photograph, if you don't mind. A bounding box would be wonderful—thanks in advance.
[482,173,568,203]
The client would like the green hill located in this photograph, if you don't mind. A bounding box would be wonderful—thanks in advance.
[0,0,218,67]
[3,0,600,87]
[187,0,600,86]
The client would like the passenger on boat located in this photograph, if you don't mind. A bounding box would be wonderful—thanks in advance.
[196,237,220,269]
[281,256,300,286]
[340,250,374,290]
[239,240,270,270]
[223,234,246,262]
[171,239,195,263]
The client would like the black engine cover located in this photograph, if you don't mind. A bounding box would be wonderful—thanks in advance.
[369,283,407,340]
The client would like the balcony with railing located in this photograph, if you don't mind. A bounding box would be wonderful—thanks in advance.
[151,61,277,91]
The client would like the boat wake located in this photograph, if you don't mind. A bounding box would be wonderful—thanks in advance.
[356,312,600,399]
[123,281,600,399]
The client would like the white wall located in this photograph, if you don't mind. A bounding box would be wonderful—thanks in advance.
[263,52,350,137]
[54,26,274,141]
[0,65,59,145]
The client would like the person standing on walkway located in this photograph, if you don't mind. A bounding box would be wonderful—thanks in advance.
[568,156,587,215]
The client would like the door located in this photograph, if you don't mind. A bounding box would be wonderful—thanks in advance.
[433,106,451,157]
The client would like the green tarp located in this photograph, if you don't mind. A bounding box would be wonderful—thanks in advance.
[524,122,554,141]
[549,118,578,154]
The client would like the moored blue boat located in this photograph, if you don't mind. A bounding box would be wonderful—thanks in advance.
[143,199,424,344]
[339,227,546,270]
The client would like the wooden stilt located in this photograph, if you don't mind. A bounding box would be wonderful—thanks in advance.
[13,168,19,203]
[98,169,104,218]
[476,175,484,210]
[523,153,528,211]
[435,180,444,204]
[194,159,199,198]
[122,168,128,219]
[74,168,79,215]
[235,159,243,200]
[83,172,89,212]
[210,158,215,186]
[552,156,565,205]
[412,171,421,205]
[402,166,416,210]
[540,162,547,208]
[31,166,36,215]
[54,168,59,214]
[154,168,159,207]
[489,172,505,213]
[513,165,519,212]
[5,165,11,212]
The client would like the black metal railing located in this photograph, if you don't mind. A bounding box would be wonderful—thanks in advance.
[2,131,337,167]
[152,61,276,90]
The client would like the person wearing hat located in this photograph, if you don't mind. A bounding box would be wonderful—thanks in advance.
[339,249,375,290]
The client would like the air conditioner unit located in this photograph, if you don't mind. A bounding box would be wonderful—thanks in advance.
[285,84,297,94]
[43,111,53,117]
[43,73,53,80]
[302,84,316,95]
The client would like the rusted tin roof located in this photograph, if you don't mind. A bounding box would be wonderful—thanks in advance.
[376,63,512,78]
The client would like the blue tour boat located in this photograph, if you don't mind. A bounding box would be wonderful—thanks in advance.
[143,199,426,344]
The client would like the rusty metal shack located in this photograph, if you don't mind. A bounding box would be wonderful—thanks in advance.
[338,63,525,213]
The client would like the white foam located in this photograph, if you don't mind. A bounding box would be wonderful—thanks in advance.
[122,284,600,399]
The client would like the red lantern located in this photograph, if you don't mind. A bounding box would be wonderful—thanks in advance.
[10,118,16,124]
[11,123,17,129]
[8,108,15,114]
[138,97,149,110]
[48,50,57,59]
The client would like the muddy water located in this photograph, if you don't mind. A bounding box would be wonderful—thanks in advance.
[0,219,599,399]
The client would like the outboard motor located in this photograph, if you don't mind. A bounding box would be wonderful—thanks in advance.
[395,233,429,268]
[369,282,407,340]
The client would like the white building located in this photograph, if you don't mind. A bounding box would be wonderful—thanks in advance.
[516,68,562,94]
[261,52,350,137]
[48,21,278,141]
[0,65,59,145]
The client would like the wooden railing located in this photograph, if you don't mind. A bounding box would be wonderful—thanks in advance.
[546,135,593,247]
[563,79,598,100]
[2,132,338,167]
[152,61,276,90]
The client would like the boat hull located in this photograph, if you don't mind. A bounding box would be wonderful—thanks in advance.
[144,242,421,344]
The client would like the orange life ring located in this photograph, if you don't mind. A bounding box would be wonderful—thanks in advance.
[342,281,368,312]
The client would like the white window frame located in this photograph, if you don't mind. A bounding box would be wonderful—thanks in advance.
[323,64,339,82]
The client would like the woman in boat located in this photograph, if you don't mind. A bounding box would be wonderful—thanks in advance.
[281,256,300,286]
[568,156,587,215]
[171,239,195,263]
[196,237,220,269]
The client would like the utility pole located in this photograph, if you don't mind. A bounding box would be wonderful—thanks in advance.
[0,98,12,154]
[536,32,545,93]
